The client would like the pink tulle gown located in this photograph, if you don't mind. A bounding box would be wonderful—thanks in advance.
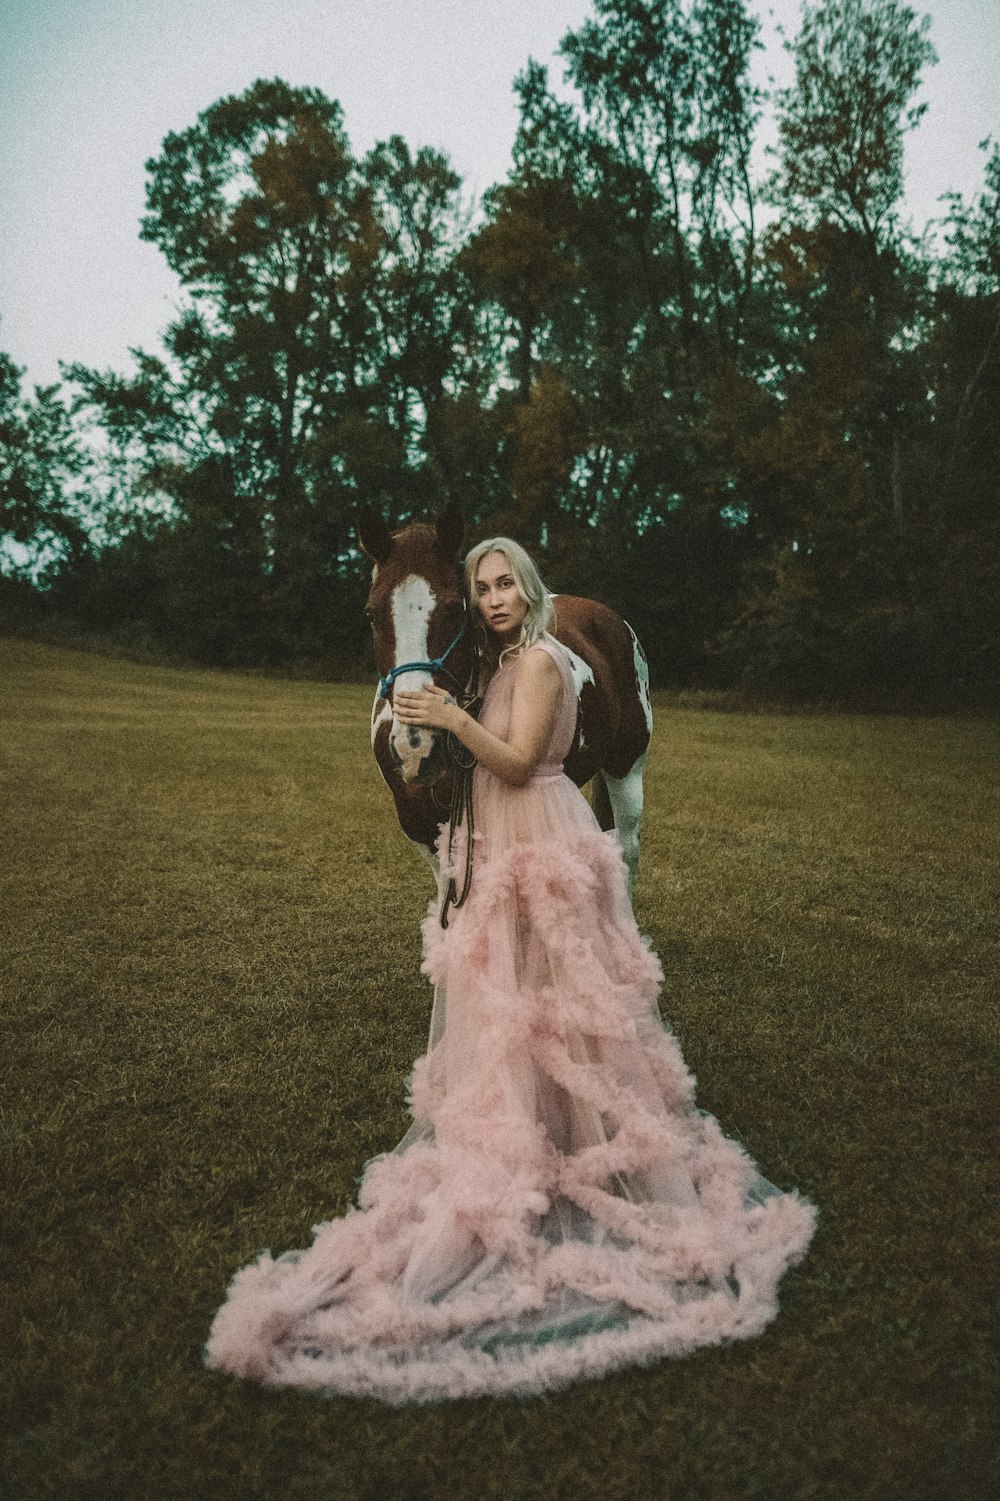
[206,637,816,1401]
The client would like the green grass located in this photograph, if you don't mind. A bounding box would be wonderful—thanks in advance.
[2,638,997,1501]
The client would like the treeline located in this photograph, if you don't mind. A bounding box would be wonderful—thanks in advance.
[2,0,997,704]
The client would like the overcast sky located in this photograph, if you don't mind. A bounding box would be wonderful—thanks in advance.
[1,0,997,390]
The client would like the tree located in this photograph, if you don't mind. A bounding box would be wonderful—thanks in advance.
[0,352,89,572]
[138,79,373,577]
[774,0,935,250]
[911,141,1000,700]
[361,136,466,453]
[463,0,765,650]
[68,80,469,663]
[716,0,941,698]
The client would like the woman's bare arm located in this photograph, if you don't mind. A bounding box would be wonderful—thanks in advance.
[395,650,561,787]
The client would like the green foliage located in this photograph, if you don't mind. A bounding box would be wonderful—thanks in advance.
[774,0,936,242]
[3,7,997,703]
[52,79,474,665]
[0,353,89,567]
[710,0,987,703]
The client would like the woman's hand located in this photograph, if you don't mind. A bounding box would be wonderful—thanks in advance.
[394,684,459,731]
[397,650,561,786]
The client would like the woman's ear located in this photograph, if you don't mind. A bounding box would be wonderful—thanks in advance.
[357,507,393,565]
[435,502,464,559]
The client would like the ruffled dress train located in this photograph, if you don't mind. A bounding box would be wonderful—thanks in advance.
[205,638,816,1401]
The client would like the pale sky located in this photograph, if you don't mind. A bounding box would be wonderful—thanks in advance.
[1,0,997,391]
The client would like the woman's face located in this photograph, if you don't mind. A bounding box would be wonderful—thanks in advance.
[474,550,528,645]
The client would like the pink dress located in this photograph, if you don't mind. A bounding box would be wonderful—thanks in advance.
[206,637,816,1401]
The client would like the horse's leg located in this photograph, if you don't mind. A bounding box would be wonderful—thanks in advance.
[415,840,443,895]
[603,752,647,891]
[591,772,614,833]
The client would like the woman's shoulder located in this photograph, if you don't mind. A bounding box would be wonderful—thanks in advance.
[522,636,574,697]
[526,635,569,669]
[516,640,562,684]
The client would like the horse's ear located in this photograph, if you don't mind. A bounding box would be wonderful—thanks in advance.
[435,501,464,559]
[357,506,392,565]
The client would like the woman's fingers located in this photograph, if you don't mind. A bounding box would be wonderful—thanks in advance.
[395,686,453,728]
[395,690,431,724]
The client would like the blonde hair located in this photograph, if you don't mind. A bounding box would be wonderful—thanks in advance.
[464,537,554,657]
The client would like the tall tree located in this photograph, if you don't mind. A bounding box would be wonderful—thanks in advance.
[717,0,940,697]
[774,0,935,250]
[915,142,1000,697]
[137,78,372,579]
[362,136,465,452]
[463,0,765,671]
[68,80,468,662]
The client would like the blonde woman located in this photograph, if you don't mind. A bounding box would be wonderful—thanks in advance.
[206,538,816,1401]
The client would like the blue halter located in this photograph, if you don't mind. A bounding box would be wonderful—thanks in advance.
[377,620,469,701]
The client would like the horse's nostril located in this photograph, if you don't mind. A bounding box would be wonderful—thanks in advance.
[407,727,421,749]
[416,738,449,786]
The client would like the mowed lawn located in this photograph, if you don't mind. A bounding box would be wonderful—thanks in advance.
[2,637,997,1501]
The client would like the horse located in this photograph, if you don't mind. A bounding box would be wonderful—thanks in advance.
[357,503,653,886]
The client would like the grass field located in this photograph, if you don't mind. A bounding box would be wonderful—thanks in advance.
[2,637,997,1501]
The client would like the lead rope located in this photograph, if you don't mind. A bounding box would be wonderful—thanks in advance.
[440,686,481,929]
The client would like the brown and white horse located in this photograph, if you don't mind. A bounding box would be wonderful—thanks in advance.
[357,503,653,882]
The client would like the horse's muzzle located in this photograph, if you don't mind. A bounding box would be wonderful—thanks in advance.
[386,720,449,787]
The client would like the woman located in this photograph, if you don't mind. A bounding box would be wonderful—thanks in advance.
[205,539,816,1401]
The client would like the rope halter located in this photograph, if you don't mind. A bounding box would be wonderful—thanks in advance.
[373,613,481,928]
[377,620,469,702]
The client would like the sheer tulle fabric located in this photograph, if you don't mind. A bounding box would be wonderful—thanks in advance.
[205,638,816,1401]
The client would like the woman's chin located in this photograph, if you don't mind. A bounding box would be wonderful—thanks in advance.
[488,622,522,646]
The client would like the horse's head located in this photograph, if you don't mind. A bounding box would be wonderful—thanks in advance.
[358,502,472,787]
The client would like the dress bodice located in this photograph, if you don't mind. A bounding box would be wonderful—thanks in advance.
[477,636,576,780]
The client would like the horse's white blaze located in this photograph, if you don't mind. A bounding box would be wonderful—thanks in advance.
[390,574,438,779]
[561,644,595,751]
[391,574,436,684]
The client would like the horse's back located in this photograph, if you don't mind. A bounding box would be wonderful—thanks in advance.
[550,595,651,783]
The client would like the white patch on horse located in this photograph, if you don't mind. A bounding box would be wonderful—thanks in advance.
[627,622,653,734]
[391,575,437,689]
[605,752,647,892]
[371,696,392,748]
[387,574,439,778]
[561,644,595,751]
